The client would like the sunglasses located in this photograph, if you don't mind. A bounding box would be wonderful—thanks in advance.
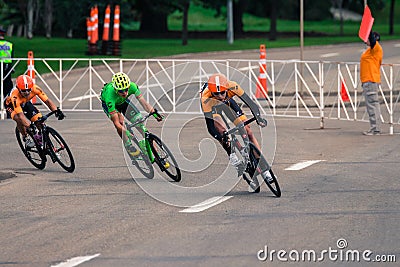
[212,91,226,96]
[19,89,31,93]
[117,89,129,93]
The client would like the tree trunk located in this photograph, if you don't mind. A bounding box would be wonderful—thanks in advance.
[339,0,344,36]
[389,0,395,35]
[182,0,190,46]
[269,1,277,41]
[233,0,246,35]
[27,0,34,38]
[139,3,168,33]
[44,0,53,38]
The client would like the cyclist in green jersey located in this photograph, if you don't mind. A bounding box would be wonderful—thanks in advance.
[101,72,162,157]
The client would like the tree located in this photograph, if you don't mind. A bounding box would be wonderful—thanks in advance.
[26,0,40,39]
[269,1,277,40]
[199,0,246,35]
[134,0,173,33]
[331,0,345,36]
[233,0,246,35]
[389,0,395,35]
[181,0,190,45]
[44,0,52,38]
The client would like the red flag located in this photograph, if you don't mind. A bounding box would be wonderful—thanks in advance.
[341,80,350,102]
[359,5,374,42]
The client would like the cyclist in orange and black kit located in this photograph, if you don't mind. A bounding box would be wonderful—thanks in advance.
[4,75,65,148]
[200,73,268,180]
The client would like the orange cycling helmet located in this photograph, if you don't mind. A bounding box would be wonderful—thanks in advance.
[208,73,229,93]
[16,75,34,91]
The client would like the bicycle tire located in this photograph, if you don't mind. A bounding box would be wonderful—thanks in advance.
[148,134,181,182]
[128,136,154,179]
[46,127,75,173]
[248,143,281,197]
[15,127,46,170]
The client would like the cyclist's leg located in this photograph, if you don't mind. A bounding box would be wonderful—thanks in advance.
[21,102,41,135]
[114,101,133,143]
[224,99,261,151]
[124,99,148,134]
[211,104,231,155]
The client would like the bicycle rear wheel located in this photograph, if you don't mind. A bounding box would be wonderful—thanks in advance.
[46,127,75,173]
[249,143,281,197]
[128,136,154,179]
[15,127,46,170]
[148,134,181,182]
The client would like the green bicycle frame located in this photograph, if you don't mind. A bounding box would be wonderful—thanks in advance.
[128,113,155,163]
[139,138,154,163]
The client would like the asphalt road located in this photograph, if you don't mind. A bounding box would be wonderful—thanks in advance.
[1,43,400,266]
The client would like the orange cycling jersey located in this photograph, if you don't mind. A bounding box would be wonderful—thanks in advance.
[201,81,245,113]
[5,85,48,118]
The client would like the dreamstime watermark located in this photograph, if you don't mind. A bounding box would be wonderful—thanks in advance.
[257,238,397,263]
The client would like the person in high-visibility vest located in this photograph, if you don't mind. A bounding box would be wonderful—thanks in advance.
[0,27,14,99]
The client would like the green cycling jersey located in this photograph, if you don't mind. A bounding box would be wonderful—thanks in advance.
[100,82,142,115]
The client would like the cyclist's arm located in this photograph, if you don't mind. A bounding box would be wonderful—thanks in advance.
[110,112,126,138]
[136,95,162,121]
[43,99,58,112]
[204,112,223,141]
[137,95,154,113]
[238,92,261,118]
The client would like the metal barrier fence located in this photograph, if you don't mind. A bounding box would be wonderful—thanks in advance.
[1,58,400,134]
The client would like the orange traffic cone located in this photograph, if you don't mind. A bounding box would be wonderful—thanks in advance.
[101,5,111,55]
[112,5,121,56]
[27,51,40,105]
[341,80,350,102]
[255,44,267,99]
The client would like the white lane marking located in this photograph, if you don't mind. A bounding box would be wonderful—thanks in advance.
[50,254,100,267]
[394,43,400,47]
[285,160,325,171]
[320,52,339,58]
[179,196,233,213]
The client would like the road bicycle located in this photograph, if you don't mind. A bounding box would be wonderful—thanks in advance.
[223,116,281,197]
[125,110,181,182]
[15,110,75,173]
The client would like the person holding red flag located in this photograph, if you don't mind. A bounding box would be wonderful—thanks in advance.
[360,31,383,135]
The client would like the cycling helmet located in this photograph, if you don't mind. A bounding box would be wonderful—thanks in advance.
[112,72,130,92]
[208,73,228,93]
[16,75,34,92]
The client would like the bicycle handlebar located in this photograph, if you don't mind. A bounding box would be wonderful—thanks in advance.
[223,117,257,136]
[127,110,159,129]
[37,110,58,123]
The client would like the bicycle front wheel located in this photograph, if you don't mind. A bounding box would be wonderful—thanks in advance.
[46,127,75,173]
[15,127,46,170]
[148,134,181,182]
[249,143,281,197]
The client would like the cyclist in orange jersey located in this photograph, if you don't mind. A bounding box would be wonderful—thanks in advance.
[200,73,267,174]
[4,75,65,148]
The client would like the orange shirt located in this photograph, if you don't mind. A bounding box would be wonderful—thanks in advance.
[201,81,244,113]
[5,85,48,114]
[360,41,383,83]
